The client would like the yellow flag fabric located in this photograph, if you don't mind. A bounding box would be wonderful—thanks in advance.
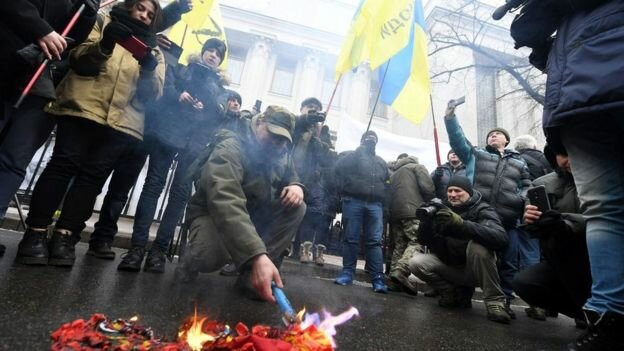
[167,0,228,67]
[378,0,430,124]
[335,0,414,77]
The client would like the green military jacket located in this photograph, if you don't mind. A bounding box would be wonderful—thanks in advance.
[186,122,302,267]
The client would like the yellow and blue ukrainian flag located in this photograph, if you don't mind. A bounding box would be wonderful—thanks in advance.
[336,0,431,124]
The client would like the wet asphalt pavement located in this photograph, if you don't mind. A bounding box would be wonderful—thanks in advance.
[0,229,577,350]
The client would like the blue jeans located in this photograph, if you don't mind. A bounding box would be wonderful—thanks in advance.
[340,197,384,277]
[131,140,196,250]
[561,115,624,314]
[498,227,540,301]
[0,96,55,218]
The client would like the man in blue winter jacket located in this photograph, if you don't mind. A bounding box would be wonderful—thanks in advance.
[443,100,535,320]
[537,0,624,349]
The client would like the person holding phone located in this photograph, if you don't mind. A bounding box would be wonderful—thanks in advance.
[116,38,231,273]
[14,0,165,267]
[513,146,591,328]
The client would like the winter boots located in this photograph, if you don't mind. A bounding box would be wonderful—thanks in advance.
[15,228,49,265]
[568,310,624,350]
[300,242,327,265]
[315,244,326,266]
[299,241,313,263]
[485,299,512,324]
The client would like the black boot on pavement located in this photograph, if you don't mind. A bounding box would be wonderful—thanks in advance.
[48,230,76,267]
[389,271,418,296]
[485,300,511,324]
[144,247,166,273]
[86,241,116,260]
[525,306,547,321]
[504,300,517,320]
[0,243,6,257]
[117,246,145,272]
[568,310,624,351]
[15,228,49,265]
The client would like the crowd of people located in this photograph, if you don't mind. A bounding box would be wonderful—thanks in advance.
[0,0,623,350]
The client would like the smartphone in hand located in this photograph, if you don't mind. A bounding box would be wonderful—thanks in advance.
[528,185,551,212]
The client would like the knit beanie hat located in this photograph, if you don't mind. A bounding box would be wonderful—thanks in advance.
[486,127,510,146]
[447,175,474,196]
[300,97,323,111]
[447,149,456,159]
[201,38,227,63]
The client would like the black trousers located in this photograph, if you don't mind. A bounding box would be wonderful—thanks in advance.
[0,96,56,218]
[89,140,147,245]
[25,117,135,240]
[513,238,591,319]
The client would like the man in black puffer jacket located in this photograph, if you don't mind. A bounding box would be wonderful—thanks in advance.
[410,176,510,324]
[333,130,389,294]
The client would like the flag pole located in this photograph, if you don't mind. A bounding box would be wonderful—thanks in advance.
[430,94,442,166]
[14,0,119,108]
[318,74,342,138]
[366,60,391,132]
[323,74,342,126]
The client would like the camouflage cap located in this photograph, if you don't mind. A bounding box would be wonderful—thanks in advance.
[262,105,296,143]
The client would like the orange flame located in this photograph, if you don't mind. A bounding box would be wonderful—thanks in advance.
[178,309,215,351]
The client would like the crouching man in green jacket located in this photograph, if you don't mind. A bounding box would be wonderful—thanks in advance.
[177,106,306,303]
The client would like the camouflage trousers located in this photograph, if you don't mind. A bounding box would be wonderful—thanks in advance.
[390,218,424,277]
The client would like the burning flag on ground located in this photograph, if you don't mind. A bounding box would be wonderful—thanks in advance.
[50,307,359,351]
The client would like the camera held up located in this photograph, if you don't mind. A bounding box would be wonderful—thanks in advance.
[415,198,445,221]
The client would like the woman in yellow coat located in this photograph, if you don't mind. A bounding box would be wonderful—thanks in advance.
[15,0,165,267]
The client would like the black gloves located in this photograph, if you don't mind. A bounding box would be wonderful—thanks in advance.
[433,208,463,235]
[433,167,444,179]
[100,21,132,53]
[139,52,158,71]
[526,210,567,238]
[79,0,101,17]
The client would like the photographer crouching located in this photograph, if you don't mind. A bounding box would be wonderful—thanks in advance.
[409,176,511,324]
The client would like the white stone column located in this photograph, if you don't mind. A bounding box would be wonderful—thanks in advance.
[294,50,323,107]
[239,36,273,107]
[346,63,371,122]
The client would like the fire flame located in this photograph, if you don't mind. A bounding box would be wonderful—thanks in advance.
[178,309,215,351]
[300,307,359,347]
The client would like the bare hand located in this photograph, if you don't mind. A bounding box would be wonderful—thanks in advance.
[179,91,195,104]
[280,185,304,208]
[38,31,67,60]
[445,103,456,119]
[251,254,282,303]
[524,204,542,224]
[156,33,172,49]
[192,100,204,110]
[178,0,193,12]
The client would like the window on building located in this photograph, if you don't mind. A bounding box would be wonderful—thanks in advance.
[270,57,296,96]
[368,80,388,119]
[227,46,246,85]
[321,79,341,110]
